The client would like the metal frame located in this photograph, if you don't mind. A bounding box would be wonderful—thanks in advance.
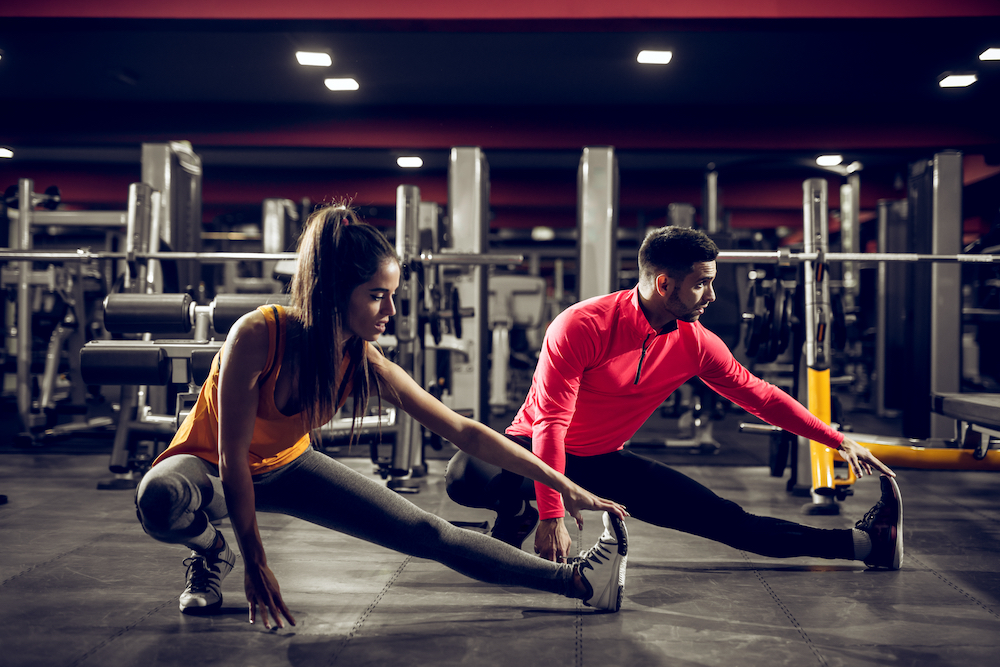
[577,146,619,300]
[795,156,1000,515]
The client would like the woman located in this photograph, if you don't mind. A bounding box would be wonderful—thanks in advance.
[135,203,629,630]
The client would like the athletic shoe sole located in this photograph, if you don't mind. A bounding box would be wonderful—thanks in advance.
[884,475,903,570]
[588,513,628,612]
[180,598,223,614]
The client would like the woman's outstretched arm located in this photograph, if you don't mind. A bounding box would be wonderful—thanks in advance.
[369,350,628,529]
[217,311,296,630]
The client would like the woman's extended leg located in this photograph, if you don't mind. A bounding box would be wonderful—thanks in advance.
[254,450,625,608]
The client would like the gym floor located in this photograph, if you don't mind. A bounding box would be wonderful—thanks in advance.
[2,412,999,667]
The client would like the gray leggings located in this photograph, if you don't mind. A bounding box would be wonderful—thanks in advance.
[135,449,575,597]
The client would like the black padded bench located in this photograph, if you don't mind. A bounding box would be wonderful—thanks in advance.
[81,292,290,387]
[932,392,1000,459]
[81,292,291,478]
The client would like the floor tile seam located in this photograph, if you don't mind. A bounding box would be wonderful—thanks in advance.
[0,532,117,587]
[906,553,1000,622]
[575,530,583,667]
[64,595,177,667]
[324,553,413,666]
[739,550,830,667]
[936,494,1000,526]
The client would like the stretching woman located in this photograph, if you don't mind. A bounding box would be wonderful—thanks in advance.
[135,203,629,629]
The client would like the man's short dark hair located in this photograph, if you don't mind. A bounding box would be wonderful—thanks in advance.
[638,226,719,282]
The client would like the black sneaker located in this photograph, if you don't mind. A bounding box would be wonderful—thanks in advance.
[577,512,628,611]
[855,475,903,570]
[179,538,236,613]
[491,501,539,549]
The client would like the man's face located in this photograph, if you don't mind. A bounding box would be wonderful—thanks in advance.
[663,261,717,322]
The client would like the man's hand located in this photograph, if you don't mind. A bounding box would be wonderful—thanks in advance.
[838,436,895,479]
[244,563,296,629]
[534,517,573,562]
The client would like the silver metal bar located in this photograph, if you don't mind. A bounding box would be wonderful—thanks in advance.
[2,247,995,265]
[704,169,721,234]
[875,201,890,418]
[417,251,524,265]
[802,178,831,371]
[929,151,963,439]
[0,251,299,261]
[16,179,34,427]
[125,182,155,291]
[738,422,781,434]
[713,251,999,264]
[840,174,860,305]
[319,408,397,436]
[6,210,128,226]
[396,185,421,344]
[577,146,618,300]
[448,146,490,423]
[393,184,423,480]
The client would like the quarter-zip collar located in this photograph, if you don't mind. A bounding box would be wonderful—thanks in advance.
[625,287,677,384]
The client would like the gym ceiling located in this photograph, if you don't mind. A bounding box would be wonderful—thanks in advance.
[1,1,998,239]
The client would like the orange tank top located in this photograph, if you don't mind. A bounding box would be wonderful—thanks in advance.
[152,304,356,475]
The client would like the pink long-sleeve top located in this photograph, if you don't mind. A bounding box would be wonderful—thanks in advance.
[506,287,844,520]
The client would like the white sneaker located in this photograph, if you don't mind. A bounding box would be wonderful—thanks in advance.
[577,512,628,611]
[179,537,236,613]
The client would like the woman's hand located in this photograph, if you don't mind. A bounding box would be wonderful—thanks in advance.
[244,563,296,630]
[560,483,629,531]
[838,436,895,479]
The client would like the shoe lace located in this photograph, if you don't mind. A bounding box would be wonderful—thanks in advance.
[182,555,215,592]
[855,499,884,531]
[577,541,613,573]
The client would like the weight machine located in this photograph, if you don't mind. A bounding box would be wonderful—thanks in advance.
[366,148,524,491]
[735,152,1000,514]
[1,142,205,447]
[80,292,289,483]
[3,179,125,442]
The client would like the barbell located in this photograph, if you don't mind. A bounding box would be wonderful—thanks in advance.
[0,249,530,264]
[716,250,999,265]
[0,248,995,264]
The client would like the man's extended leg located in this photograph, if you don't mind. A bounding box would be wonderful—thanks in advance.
[568,449,900,566]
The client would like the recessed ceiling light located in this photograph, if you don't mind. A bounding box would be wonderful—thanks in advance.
[980,48,1000,61]
[0,147,13,159]
[816,155,843,167]
[938,72,977,88]
[397,157,423,168]
[325,78,359,91]
[531,226,555,242]
[296,51,332,67]
[637,50,673,65]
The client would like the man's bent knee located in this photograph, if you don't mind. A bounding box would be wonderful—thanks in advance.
[444,451,477,507]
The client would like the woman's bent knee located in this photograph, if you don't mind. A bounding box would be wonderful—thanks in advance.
[135,469,203,542]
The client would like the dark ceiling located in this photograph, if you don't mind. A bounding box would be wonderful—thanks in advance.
[1,10,999,231]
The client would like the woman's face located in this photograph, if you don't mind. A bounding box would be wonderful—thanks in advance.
[345,259,400,341]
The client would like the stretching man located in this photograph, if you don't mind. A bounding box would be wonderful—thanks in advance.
[447,226,902,569]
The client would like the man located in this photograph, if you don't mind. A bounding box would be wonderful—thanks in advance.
[447,226,902,569]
